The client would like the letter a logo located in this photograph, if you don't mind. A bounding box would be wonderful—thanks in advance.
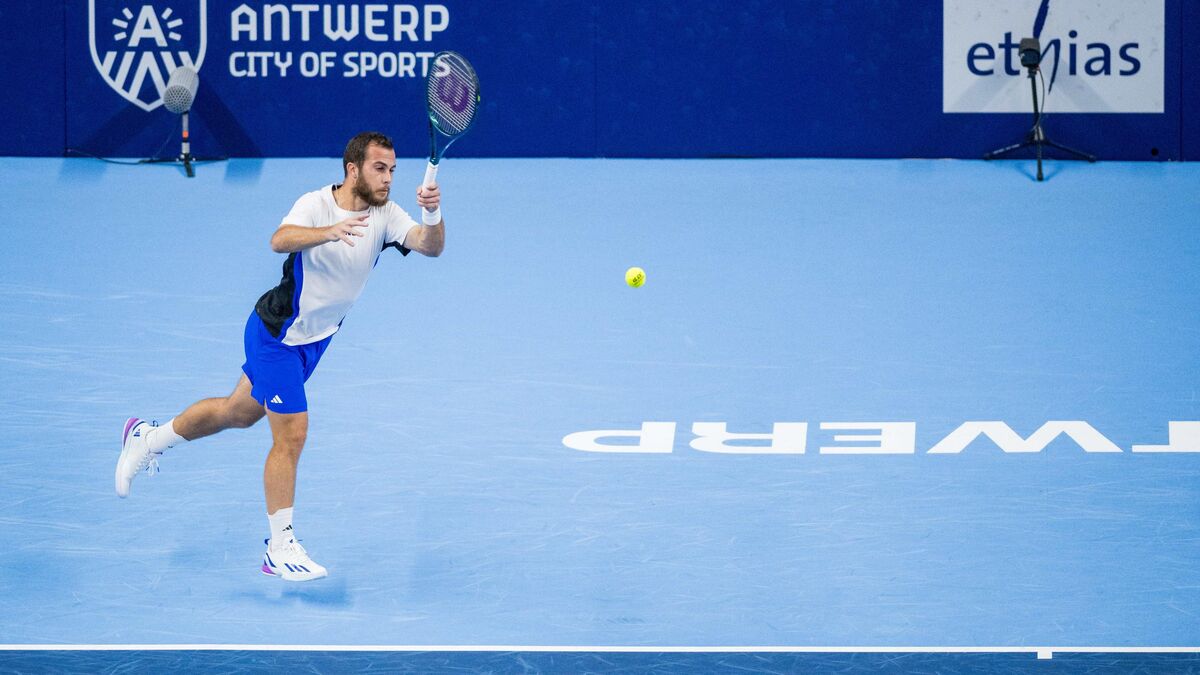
[89,1,207,111]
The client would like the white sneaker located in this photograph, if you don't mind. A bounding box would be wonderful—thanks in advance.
[261,537,328,581]
[116,417,161,498]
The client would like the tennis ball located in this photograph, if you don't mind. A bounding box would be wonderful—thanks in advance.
[625,266,646,288]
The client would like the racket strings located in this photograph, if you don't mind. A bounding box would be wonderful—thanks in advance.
[427,56,478,136]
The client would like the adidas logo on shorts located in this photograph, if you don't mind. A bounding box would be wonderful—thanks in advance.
[271,395,283,404]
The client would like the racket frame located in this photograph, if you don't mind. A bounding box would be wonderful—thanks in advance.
[423,51,480,189]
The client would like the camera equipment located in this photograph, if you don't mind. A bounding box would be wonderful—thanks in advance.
[984,36,1095,181]
[1018,37,1041,68]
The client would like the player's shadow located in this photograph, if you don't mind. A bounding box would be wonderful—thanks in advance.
[280,576,351,606]
[231,575,352,608]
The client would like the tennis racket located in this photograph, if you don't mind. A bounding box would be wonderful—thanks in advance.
[422,51,481,208]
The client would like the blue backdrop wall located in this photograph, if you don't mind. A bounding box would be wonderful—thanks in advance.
[1,1,1194,159]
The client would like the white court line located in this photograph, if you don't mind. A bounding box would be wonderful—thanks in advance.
[1,645,1198,654]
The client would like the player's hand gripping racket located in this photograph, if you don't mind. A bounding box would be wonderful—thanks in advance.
[422,51,481,210]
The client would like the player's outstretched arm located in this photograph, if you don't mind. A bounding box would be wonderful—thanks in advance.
[403,183,444,257]
[271,216,369,253]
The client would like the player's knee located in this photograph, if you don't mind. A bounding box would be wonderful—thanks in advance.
[271,440,305,462]
[271,430,307,456]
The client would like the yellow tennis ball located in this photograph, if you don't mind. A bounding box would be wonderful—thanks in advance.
[625,266,646,288]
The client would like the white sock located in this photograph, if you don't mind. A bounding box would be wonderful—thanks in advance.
[146,419,186,453]
[268,507,295,549]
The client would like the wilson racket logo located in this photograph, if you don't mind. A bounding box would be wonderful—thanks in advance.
[88,0,207,111]
[433,74,471,113]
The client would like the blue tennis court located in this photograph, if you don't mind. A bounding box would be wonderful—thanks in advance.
[1,156,1197,672]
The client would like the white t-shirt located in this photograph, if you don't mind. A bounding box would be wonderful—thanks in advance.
[254,184,420,345]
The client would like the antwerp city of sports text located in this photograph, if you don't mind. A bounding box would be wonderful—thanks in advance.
[562,421,1200,454]
[228,3,450,78]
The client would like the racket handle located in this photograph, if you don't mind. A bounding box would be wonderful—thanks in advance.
[421,161,441,220]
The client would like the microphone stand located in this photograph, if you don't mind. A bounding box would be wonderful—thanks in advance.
[180,111,195,178]
[143,111,222,178]
[984,65,1096,181]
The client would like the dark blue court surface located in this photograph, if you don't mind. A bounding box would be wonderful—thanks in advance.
[1,649,1200,674]
[0,157,1197,669]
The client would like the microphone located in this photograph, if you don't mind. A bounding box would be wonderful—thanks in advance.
[163,66,200,177]
[163,65,199,114]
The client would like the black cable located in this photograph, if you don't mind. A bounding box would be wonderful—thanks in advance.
[65,118,204,166]
[1038,67,1048,129]
[64,148,150,166]
[68,119,177,164]
[1029,68,1048,136]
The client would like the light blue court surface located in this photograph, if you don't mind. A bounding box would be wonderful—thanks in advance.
[1,157,1198,670]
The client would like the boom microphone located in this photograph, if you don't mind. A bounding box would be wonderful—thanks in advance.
[163,66,199,114]
[163,66,199,177]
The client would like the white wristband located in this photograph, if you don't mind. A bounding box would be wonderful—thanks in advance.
[422,207,442,226]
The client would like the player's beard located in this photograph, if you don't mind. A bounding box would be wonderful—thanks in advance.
[353,174,389,207]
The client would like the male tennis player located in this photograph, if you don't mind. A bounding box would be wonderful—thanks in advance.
[115,132,443,581]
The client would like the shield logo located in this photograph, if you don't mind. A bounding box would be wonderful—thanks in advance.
[89,0,207,111]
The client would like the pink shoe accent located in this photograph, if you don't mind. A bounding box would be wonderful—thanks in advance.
[262,562,277,576]
[122,417,142,445]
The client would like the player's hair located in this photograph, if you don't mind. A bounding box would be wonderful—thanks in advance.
[343,132,394,176]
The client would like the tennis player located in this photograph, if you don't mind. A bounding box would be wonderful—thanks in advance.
[115,131,443,581]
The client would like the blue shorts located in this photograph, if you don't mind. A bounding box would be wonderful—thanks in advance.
[241,311,332,414]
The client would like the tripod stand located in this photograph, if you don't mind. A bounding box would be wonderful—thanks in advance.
[984,66,1095,181]
[142,111,223,177]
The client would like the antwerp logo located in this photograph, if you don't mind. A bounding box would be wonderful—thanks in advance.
[89,1,207,111]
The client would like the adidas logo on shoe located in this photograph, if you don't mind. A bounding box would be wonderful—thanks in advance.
[261,537,328,581]
[116,417,161,499]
